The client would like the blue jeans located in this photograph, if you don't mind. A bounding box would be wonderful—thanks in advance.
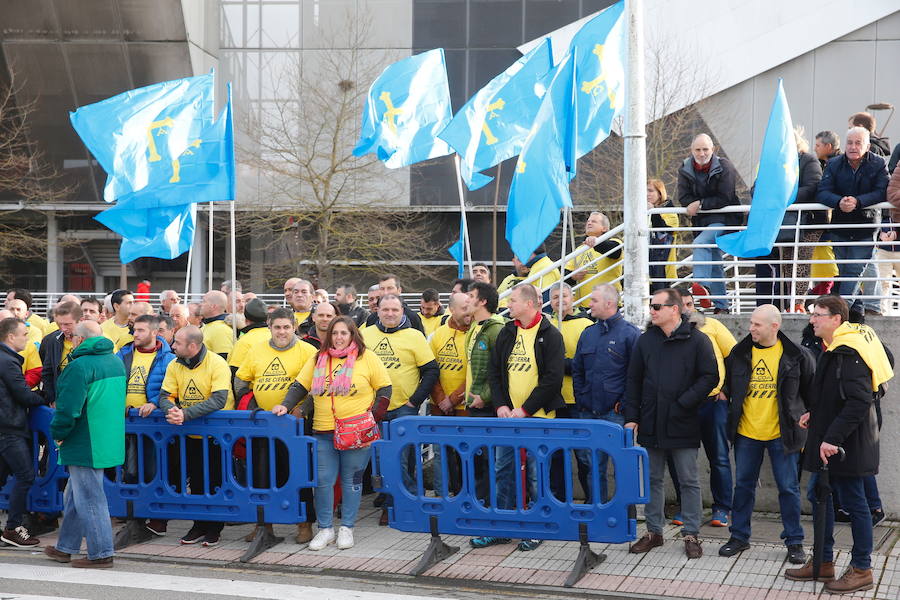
[831,235,874,311]
[730,435,802,545]
[858,258,881,313]
[0,434,34,530]
[698,399,732,513]
[495,445,537,510]
[692,224,728,310]
[56,465,114,560]
[807,473,872,569]
[314,434,371,529]
[574,409,624,503]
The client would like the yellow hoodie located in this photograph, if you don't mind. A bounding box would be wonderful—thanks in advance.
[827,322,893,392]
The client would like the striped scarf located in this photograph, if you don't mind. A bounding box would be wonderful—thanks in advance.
[310,342,358,396]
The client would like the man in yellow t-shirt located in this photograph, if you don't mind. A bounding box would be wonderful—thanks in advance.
[474,284,564,552]
[418,288,447,337]
[158,325,233,547]
[498,248,561,309]
[677,287,736,527]
[362,294,438,525]
[234,308,317,544]
[100,289,134,352]
[719,305,814,564]
[547,284,593,410]
[200,290,234,359]
[565,212,623,308]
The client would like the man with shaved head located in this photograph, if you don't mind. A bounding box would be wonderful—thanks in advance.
[717,304,815,564]
[199,290,234,359]
[677,133,740,313]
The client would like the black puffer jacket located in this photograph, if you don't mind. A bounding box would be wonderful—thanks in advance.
[723,331,815,453]
[802,345,879,477]
[0,343,48,438]
[624,316,719,449]
[677,155,742,228]
[39,330,66,404]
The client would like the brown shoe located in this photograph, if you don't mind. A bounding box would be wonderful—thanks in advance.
[43,545,71,563]
[71,556,114,569]
[824,567,873,594]
[629,532,664,554]
[379,509,389,526]
[683,534,703,559]
[295,522,313,544]
[784,559,835,581]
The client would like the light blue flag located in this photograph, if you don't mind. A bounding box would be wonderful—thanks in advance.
[69,72,215,202]
[96,203,196,264]
[352,49,453,168]
[438,40,554,190]
[505,53,577,262]
[717,79,798,258]
[112,85,235,210]
[569,0,626,159]
[448,215,465,278]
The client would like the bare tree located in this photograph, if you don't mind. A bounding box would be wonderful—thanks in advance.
[235,12,445,288]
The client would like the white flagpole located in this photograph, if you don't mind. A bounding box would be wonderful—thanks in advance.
[229,200,238,339]
[558,207,568,322]
[183,205,195,301]
[453,155,474,277]
[207,202,214,293]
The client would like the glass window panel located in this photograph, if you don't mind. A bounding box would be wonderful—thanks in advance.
[261,3,301,48]
[468,48,520,94]
[581,0,618,16]
[470,0,523,49]
[221,3,245,47]
[524,0,579,40]
[413,0,466,49]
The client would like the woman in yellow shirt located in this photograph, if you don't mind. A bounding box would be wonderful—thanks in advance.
[273,316,391,552]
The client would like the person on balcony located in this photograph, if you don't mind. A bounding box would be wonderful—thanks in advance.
[677,134,741,314]
[647,179,679,292]
[564,212,622,308]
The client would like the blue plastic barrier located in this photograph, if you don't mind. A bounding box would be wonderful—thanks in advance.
[372,416,649,585]
[0,405,67,514]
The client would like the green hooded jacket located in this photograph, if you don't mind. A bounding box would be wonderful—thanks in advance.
[464,313,506,414]
[50,335,126,468]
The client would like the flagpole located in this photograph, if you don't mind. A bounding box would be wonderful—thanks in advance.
[183,207,195,301]
[207,202,214,292]
[623,0,649,325]
[558,207,568,322]
[453,155,474,277]
[492,163,501,284]
[229,200,238,340]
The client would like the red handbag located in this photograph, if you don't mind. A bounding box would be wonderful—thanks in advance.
[328,358,380,450]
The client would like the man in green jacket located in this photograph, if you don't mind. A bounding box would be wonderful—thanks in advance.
[44,320,125,569]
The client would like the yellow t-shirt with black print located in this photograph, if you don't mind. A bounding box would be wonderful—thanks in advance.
[236,339,317,410]
[202,319,235,357]
[228,326,271,369]
[125,350,157,408]
[550,314,592,405]
[738,340,782,441]
[429,323,467,409]
[161,350,233,410]
[101,319,133,353]
[362,326,435,410]
[507,325,554,419]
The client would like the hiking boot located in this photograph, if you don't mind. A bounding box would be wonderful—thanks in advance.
[683,534,702,559]
[295,522,313,544]
[1,527,39,547]
[43,546,71,563]
[146,519,167,536]
[629,532,664,554]
[469,536,511,549]
[718,537,749,557]
[824,567,873,594]
[784,559,835,581]
[786,544,806,564]
[71,556,114,569]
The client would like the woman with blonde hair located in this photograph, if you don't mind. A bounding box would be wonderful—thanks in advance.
[647,178,680,291]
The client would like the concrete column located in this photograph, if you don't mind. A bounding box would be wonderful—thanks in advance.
[46,211,62,298]
[190,212,207,298]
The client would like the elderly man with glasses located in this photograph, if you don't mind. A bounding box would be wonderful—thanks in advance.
[624,288,718,559]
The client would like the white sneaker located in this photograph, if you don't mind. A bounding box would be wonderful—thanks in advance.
[308,527,335,551]
[336,526,354,550]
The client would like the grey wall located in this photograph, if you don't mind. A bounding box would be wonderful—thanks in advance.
[695,314,899,518]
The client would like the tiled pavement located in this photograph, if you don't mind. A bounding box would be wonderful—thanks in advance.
[35,504,899,600]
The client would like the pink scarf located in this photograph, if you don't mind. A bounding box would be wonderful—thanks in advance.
[310,342,358,396]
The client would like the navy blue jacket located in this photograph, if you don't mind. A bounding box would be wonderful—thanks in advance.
[817,151,889,240]
[116,336,175,405]
[572,312,640,415]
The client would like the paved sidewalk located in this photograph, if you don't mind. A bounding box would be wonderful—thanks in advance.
[34,503,900,600]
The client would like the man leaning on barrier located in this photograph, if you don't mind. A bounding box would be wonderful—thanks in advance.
[470,283,565,553]
[625,288,718,559]
[718,305,814,564]
[572,284,640,503]
[158,325,233,547]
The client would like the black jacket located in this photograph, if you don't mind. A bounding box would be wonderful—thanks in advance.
[39,330,66,404]
[364,301,424,334]
[489,316,565,417]
[793,151,826,227]
[339,302,369,328]
[0,343,48,438]
[816,151,889,240]
[677,155,742,228]
[624,316,719,449]
[723,331,815,453]
[802,345,879,477]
